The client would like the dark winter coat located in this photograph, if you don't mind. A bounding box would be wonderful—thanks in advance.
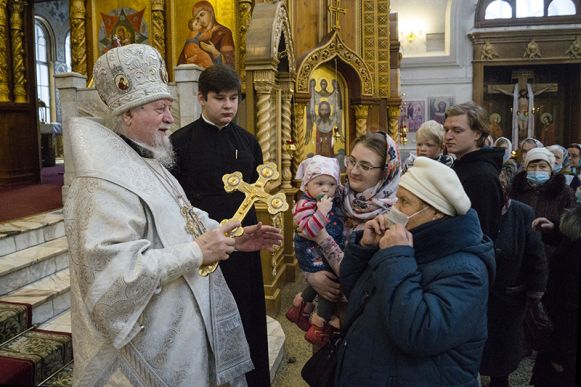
[453,147,504,240]
[335,209,496,387]
[531,207,580,387]
[480,200,547,376]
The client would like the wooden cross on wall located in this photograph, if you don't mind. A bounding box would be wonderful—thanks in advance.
[486,69,558,144]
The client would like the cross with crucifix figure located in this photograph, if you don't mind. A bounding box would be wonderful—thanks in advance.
[198,162,289,276]
[487,70,558,146]
[329,0,346,31]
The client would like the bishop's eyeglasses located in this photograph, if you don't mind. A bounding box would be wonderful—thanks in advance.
[344,156,384,172]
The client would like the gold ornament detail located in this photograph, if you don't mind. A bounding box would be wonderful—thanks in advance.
[388,105,400,141]
[353,104,369,139]
[292,102,306,169]
[10,0,26,103]
[0,0,9,102]
[566,36,581,58]
[296,31,373,96]
[254,70,275,163]
[70,0,87,75]
[199,163,289,276]
[481,40,499,61]
[280,88,293,189]
[151,0,166,58]
[238,0,252,90]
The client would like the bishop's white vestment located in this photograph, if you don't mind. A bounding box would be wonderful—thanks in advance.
[64,118,253,386]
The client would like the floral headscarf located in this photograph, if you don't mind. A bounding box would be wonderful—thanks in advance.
[343,132,401,232]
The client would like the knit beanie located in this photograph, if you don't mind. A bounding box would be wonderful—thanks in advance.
[93,44,174,116]
[399,157,471,216]
[524,148,555,169]
[296,155,341,193]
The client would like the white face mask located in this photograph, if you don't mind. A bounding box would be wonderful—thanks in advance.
[386,206,430,227]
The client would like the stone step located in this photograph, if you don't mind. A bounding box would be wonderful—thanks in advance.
[0,237,68,295]
[40,309,72,333]
[0,209,65,257]
[0,268,70,325]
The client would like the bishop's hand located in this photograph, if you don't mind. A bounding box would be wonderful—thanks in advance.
[235,222,283,252]
[196,221,238,265]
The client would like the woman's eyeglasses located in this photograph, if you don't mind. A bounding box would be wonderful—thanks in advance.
[344,156,383,172]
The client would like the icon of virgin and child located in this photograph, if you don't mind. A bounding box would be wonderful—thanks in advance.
[177,1,235,68]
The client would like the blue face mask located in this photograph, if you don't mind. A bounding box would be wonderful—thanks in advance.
[526,171,551,186]
[503,149,510,162]
[553,164,563,173]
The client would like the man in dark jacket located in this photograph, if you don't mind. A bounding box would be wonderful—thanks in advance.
[444,102,504,239]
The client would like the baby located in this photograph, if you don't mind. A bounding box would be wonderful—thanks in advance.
[286,155,344,346]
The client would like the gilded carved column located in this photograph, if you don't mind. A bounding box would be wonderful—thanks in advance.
[388,105,400,142]
[10,0,26,103]
[70,0,87,75]
[151,0,165,58]
[238,0,252,90]
[0,0,9,102]
[292,102,306,169]
[269,95,276,163]
[254,71,275,163]
[281,88,293,189]
[353,104,369,139]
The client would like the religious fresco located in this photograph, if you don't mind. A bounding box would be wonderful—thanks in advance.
[402,100,425,133]
[428,96,454,125]
[304,66,347,165]
[174,0,237,69]
[94,1,150,56]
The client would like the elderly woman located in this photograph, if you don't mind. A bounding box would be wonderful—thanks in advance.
[546,144,581,190]
[511,148,575,258]
[495,136,518,184]
[401,119,453,174]
[333,157,495,386]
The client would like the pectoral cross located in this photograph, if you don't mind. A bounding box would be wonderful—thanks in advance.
[198,162,289,276]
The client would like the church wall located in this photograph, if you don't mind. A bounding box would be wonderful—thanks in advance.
[394,0,476,148]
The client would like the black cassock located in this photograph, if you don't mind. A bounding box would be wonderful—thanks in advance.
[171,118,270,387]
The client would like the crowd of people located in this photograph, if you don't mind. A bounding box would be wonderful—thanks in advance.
[63,43,579,387]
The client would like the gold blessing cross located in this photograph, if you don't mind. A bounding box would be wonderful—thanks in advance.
[198,162,289,276]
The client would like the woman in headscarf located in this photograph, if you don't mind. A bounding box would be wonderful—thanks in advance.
[495,136,518,184]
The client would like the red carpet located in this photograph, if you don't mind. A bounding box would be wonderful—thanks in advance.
[0,165,64,222]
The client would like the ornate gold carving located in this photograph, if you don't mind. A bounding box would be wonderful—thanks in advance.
[254,70,275,163]
[292,102,307,168]
[280,88,293,189]
[388,105,401,142]
[523,39,542,59]
[270,211,284,276]
[238,0,252,90]
[151,0,165,57]
[296,31,373,96]
[481,40,499,61]
[566,36,581,58]
[199,162,289,276]
[328,0,346,31]
[9,0,26,103]
[361,0,389,98]
[70,0,87,75]
[0,0,9,102]
[353,105,369,139]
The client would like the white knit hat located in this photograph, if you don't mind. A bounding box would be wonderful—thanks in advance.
[295,155,340,193]
[399,157,471,216]
[93,44,173,116]
[524,148,556,169]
